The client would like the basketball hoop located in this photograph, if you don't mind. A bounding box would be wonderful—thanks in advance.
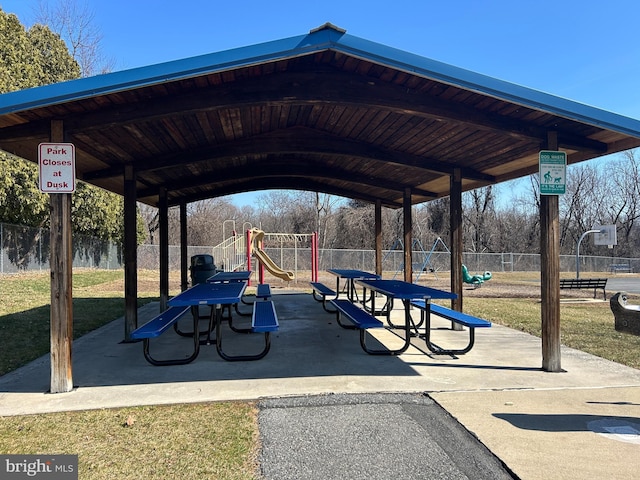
[594,225,617,246]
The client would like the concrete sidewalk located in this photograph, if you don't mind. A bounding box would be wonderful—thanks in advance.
[1,291,639,479]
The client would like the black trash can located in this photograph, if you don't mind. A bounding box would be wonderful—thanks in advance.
[190,254,216,285]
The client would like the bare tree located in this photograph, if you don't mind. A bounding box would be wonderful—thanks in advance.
[463,186,497,252]
[184,198,238,246]
[34,0,115,76]
[560,162,600,253]
[605,150,640,256]
[138,203,158,244]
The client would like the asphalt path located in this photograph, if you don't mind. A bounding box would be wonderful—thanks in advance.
[606,277,640,294]
[258,393,515,480]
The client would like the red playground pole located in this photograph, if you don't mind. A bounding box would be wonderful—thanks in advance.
[312,232,319,282]
[311,233,316,282]
[259,235,265,284]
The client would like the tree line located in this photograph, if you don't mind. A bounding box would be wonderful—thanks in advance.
[149,147,640,260]
[0,5,141,244]
[2,3,639,268]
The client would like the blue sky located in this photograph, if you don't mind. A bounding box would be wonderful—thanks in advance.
[2,0,640,207]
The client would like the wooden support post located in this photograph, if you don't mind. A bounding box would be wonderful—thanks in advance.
[541,132,562,372]
[375,200,382,277]
[403,188,412,283]
[123,165,138,340]
[49,120,73,393]
[450,168,464,330]
[180,202,188,291]
[159,188,169,311]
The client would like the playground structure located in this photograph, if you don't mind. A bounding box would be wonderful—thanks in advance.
[249,228,295,282]
[384,235,492,287]
[387,237,451,281]
[211,222,319,284]
[462,264,492,288]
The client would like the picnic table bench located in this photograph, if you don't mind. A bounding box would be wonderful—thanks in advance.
[310,282,337,312]
[329,299,410,355]
[130,306,199,366]
[559,278,608,300]
[217,300,279,361]
[411,300,491,355]
[256,283,272,300]
[237,283,272,316]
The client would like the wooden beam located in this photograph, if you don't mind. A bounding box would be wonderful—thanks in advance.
[403,188,412,283]
[135,159,437,201]
[123,164,138,340]
[180,202,188,292]
[49,119,74,394]
[159,188,169,311]
[159,177,403,209]
[39,69,606,155]
[86,128,494,185]
[375,200,382,276]
[450,168,463,330]
[541,131,562,372]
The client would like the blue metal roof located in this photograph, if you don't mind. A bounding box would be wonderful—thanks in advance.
[2,23,640,138]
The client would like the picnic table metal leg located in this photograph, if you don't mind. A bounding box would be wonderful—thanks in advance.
[360,299,412,355]
[142,310,201,366]
[215,307,272,361]
[203,304,221,345]
[173,305,215,338]
[322,295,337,313]
[229,302,253,333]
[421,303,476,355]
[234,301,252,318]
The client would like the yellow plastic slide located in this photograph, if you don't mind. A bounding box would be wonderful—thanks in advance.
[250,228,295,281]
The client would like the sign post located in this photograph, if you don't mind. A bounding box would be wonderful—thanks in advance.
[539,150,566,195]
[39,140,75,393]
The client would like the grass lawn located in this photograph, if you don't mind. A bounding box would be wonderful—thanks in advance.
[0,269,260,479]
[1,269,639,479]
[0,403,259,480]
[463,297,640,369]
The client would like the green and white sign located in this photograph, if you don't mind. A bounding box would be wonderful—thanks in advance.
[539,150,566,195]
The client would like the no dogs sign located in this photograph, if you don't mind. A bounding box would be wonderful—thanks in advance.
[38,143,76,193]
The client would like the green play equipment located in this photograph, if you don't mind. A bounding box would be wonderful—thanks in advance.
[462,264,492,287]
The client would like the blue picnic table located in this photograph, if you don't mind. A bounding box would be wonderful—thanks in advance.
[355,278,457,354]
[327,269,380,302]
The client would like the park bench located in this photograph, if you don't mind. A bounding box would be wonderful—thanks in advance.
[410,300,491,355]
[559,278,608,300]
[310,281,338,312]
[130,306,199,366]
[609,264,633,274]
[217,300,279,361]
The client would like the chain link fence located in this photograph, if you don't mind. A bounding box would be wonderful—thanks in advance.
[2,223,637,276]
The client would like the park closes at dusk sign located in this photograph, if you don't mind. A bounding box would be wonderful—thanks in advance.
[539,150,566,195]
[38,143,76,193]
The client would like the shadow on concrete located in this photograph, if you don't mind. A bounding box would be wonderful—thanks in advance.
[493,413,640,432]
[1,293,423,393]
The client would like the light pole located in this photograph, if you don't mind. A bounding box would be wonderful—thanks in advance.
[576,229,602,279]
